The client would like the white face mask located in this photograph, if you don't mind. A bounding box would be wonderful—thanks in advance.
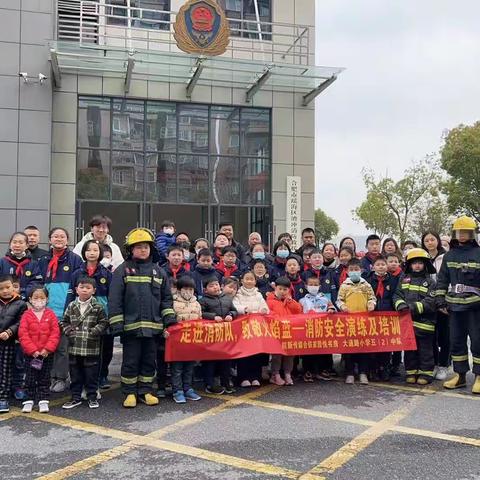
[101,258,112,268]
[180,291,193,301]
[31,299,47,311]
[164,228,175,236]
[307,286,320,296]
[183,250,190,261]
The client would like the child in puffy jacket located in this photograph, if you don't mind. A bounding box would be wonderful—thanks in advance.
[18,287,60,414]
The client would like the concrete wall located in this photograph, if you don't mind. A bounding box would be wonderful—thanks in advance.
[0,0,55,252]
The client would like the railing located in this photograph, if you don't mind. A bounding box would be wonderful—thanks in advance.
[57,0,311,65]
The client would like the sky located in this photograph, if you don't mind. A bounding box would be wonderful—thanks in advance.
[314,0,480,237]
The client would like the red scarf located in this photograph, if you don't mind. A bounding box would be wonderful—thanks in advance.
[5,256,30,276]
[86,264,97,277]
[47,249,66,280]
[391,267,402,277]
[339,265,348,285]
[216,261,238,278]
[375,274,385,299]
[169,264,183,280]
[288,275,303,299]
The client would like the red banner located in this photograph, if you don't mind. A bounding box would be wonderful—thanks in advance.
[165,311,417,362]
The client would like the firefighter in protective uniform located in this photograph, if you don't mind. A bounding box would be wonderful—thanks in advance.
[394,248,436,384]
[108,228,176,408]
[435,216,480,394]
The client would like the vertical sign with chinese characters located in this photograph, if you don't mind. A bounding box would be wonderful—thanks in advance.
[286,176,302,249]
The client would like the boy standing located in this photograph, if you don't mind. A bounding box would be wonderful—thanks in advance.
[155,220,176,260]
[109,228,176,408]
[336,258,376,385]
[0,275,27,412]
[361,234,382,273]
[191,249,222,298]
[215,246,243,279]
[61,277,108,409]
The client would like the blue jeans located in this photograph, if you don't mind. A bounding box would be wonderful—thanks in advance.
[171,361,195,393]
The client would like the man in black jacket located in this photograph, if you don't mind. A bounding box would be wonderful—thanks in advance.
[24,226,49,261]
[218,222,247,264]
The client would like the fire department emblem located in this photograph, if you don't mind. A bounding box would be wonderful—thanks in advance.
[174,0,230,56]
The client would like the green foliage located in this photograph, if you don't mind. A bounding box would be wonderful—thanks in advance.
[314,208,339,244]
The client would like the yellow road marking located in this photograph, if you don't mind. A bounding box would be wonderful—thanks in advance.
[0,411,21,422]
[391,425,480,447]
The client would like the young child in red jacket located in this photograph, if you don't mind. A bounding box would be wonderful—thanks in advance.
[18,287,60,413]
[266,276,302,386]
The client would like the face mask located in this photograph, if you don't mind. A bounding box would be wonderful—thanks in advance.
[183,250,190,261]
[348,271,362,283]
[101,258,112,268]
[164,228,174,236]
[252,252,266,260]
[307,286,320,296]
[31,299,47,311]
[277,250,289,259]
[180,291,193,301]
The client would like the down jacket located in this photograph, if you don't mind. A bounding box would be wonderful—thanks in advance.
[233,286,269,314]
[173,294,202,322]
[18,308,60,356]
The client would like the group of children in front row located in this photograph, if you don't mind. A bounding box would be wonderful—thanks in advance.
[0,226,445,413]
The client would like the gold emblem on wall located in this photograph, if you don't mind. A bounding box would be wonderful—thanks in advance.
[174,0,230,56]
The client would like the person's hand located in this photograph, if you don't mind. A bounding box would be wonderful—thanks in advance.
[367,303,375,312]
[224,315,233,322]
[439,308,448,315]
[340,306,348,313]
[327,307,336,313]
[0,332,9,341]
[214,316,223,322]
[32,351,40,358]
[39,349,48,357]
[163,330,170,339]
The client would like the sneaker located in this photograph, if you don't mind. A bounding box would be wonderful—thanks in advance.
[51,380,67,393]
[435,367,448,381]
[345,375,355,385]
[359,374,369,385]
[22,400,34,413]
[284,373,294,386]
[14,388,27,401]
[0,400,10,413]
[173,391,186,404]
[224,385,236,394]
[156,388,167,398]
[184,389,201,401]
[316,371,333,382]
[303,372,314,383]
[88,399,100,409]
[99,377,111,389]
[270,374,285,386]
[62,399,82,410]
[205,385,225,395]
[38,400,49,413]
[240,380,252,388]
[251,380,261,387]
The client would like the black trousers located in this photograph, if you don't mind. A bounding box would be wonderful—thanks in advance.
[0,343,15,400]
[302,355,331,375]
[237,354,263,382]
[156,336,167,390]
[203,360,231,387]
[99,334,114,379]
[450,310,480,375]
[405,334,435,379]
[433,311,450,367]
[121,336,156,395]
[25,355,53,402]
[344,354,369,375]
[69,355,100,401]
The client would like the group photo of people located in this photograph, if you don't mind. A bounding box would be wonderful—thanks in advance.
[0,213,478,414]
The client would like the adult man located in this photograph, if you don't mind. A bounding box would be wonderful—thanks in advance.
[295,228,317,256]
[218,222,246,264]
[73,215,124,269]
[24,226,49,261]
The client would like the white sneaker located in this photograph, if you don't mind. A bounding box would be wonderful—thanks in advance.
[38,400,49,413]
[345,375,355,384]
[359,374,369,385]
[435,366,448,381]
[240,380,251,388]
[22,401,34,413]
[251,380,261,387]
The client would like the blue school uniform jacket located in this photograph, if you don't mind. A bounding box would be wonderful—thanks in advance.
[38,249,83,320]
[0,253,42,299]
[302,267,338,302]
[363,271,398,311]
[191,266,223,298]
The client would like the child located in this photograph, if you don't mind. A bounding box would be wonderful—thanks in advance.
[302,249,338,303]
[300,275,335,382]
[200,277,238,394]
[266,276,302,386]
[163,244,192,291]
[191,249,223,298]
[18,287,60,413]
[336,258,376,385]
[360,235,382,273]
[61,277,108,409]
[386,253,403,278]
[334,247,355,289]
[302,245,315,270]
[38,228,83,393]
[0,275,28,413]
[100,244,114,272]
[233,271,269,387]
[394,248,436,385]
[216,246,243,279]
[109,228,176,408]
[222,277,239,298]
[251,259,273,298]
[285,256,306,301]
[170,276,202,403]
[271,241,291,280]
[155,220,176,260]
[363,255,397,381]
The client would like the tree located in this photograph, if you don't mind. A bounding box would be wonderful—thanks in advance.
[355,157,444,242]
[440,121,480,221]
[314,208,339,244]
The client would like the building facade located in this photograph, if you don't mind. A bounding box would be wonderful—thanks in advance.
[0,0,341,249]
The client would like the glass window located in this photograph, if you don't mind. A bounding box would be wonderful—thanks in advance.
[219,0,271,39]
[146,102,176,152]
[77,149,110,200]
[112,99,144,150]
[241,157,270,204]
[210,156,240,204]
[178,105,208,154]
[210,106,240,156]
[240,108,270,157]
[178,155,209,204]
[111,151,144,201]
[107,0,170,29]
[78,97,111,149]
[145,153,176,202]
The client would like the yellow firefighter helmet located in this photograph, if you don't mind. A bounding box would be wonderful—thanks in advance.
[452,216,477,231]
[124,228,155,247]
[405,248,430,263]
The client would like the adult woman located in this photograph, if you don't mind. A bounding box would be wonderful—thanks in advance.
[321,243,337,270]
[382,238,402,258]
[339,237,357,256]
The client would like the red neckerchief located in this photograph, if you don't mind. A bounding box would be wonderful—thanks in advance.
[375,274,385,299]
[5,255,30,276]
[86,264,97,277]
[288,274,302,298]
[307,266,322,279]
[169,264,183,279]
[339,265,348,284]
[216,261,237,278]
[391,267,402,277]
[47,249,66,280]
[303,263,310,271]
[182,261,191,272]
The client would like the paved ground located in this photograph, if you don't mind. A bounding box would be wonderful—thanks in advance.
[1,355,479,480]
